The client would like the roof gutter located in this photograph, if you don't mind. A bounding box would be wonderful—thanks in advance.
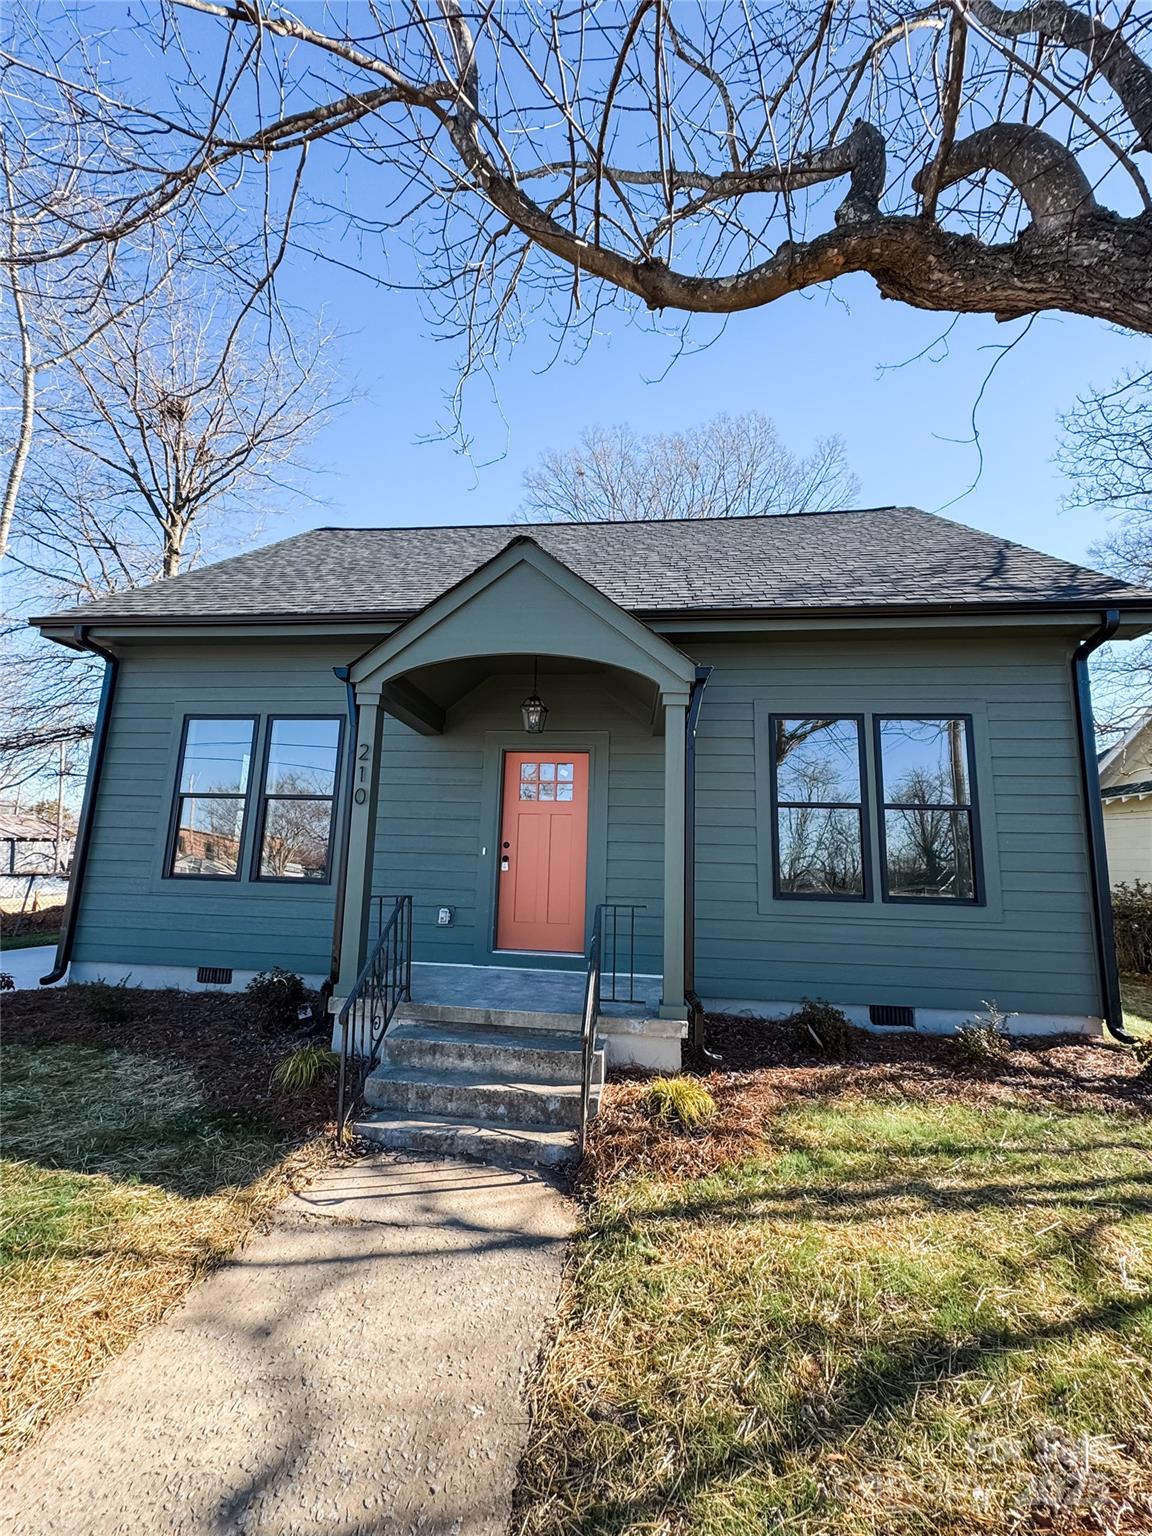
[319,665,359,1016]
[1071,610,1132,1043]
[40,628,120,985]
[683,666,718,1064]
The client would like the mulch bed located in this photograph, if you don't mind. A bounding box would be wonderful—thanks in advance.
[3,985,335,1141]
[585,1012,1152,1188]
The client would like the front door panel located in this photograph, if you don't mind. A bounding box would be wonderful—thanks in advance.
[496,751,589,953]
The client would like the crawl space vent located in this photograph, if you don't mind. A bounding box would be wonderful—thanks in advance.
[196,965,233,986]
[869,1004,915,1029]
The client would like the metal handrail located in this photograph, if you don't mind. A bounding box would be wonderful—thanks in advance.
[579,902,646,1152]
[578,912,602,1154]
[335,894,413,1141]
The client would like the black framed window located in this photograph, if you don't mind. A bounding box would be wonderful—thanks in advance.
[771,716,867,899]
[169,717,256,878]
[254,717,342,882]
[876,717,979,902]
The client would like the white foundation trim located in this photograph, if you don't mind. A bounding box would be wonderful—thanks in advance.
[68,961,328,993]
[702,997,1103,1038]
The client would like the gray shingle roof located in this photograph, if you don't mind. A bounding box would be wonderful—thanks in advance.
[32,507,1152,626]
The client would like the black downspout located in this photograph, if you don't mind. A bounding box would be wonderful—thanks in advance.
[684,665,716,1063]
[1072,609,1132,1044]
[319,665,360,1017]
[40,627,120,985]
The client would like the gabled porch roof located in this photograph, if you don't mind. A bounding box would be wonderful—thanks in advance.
[347,537,697,734]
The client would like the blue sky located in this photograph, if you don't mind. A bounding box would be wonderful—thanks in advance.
[271,251,1146,569]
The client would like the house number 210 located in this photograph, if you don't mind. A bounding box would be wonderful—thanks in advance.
[354,740,371,804]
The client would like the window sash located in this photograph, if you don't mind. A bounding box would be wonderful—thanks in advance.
[167,716,256,881]
[875,716,980,903]
[770,714,869,901]
[253,716,342,883]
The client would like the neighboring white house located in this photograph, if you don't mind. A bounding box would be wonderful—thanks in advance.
[1100,712,1152,887]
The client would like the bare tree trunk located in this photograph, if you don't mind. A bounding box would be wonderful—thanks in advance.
[1,256,35,562]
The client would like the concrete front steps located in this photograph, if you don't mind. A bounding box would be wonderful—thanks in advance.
[353,1013,603,1168]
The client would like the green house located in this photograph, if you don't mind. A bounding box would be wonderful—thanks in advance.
[31,509,1152,1159]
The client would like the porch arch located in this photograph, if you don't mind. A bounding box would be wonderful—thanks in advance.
[338,538,697,1020]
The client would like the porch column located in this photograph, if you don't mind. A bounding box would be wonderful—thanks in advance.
[337,693,384,997]
[660,695,688,1019]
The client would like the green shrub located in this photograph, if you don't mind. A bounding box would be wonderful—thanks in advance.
[271,1042,338,1092]
[793,997,858,1058]
[1113,881,1152,977]
[644,1076,717,1131]
[79,979,138,1023]
[245,967,310,1032]
[0,972,13,992]
[953,1001,1013,1067]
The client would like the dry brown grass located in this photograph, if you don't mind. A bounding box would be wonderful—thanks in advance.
[0,1139,328,1459]
[1,994,339,1462]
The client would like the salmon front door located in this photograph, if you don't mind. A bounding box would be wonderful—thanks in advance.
[496,751,589,953]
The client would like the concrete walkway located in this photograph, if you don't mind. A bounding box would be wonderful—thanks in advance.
[0,944,65,989]
[0,1156,573,1536]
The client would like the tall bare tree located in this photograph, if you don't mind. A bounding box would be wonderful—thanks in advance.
[3,0,1151,360]
[520,411,858,522]
[1,272,339,798]
[1060,368,1152,731]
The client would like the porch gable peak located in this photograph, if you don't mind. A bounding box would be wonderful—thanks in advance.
[348,536,697,700]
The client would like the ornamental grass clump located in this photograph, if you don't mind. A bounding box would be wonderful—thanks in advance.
[643,1075,717,1131]
[271,1042,338,1092]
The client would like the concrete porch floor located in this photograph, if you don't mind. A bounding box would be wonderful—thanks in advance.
[409,960,661,1018]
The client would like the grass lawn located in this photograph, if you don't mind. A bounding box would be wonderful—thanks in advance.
[1123,974,1152,1037]
[2,930,60,951]
[518,1021,1152,1535]
[0,987,333,1459]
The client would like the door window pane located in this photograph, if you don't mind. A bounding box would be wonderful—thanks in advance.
[520,762,538,781]
[557,762,574,781]
[539,762,555,781]
[179,718,254,794]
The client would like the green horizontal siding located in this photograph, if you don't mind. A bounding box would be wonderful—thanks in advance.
[72,626,1100,1020]
[687,632,1100,1017]
[71,641,356,976]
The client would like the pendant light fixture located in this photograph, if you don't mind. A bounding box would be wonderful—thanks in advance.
[520,656,549,734]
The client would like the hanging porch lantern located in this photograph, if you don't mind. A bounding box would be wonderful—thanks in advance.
[521,657,549,734]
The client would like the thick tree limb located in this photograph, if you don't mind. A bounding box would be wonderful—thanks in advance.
[913,123,1100,230]
[965,0,1152,150]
